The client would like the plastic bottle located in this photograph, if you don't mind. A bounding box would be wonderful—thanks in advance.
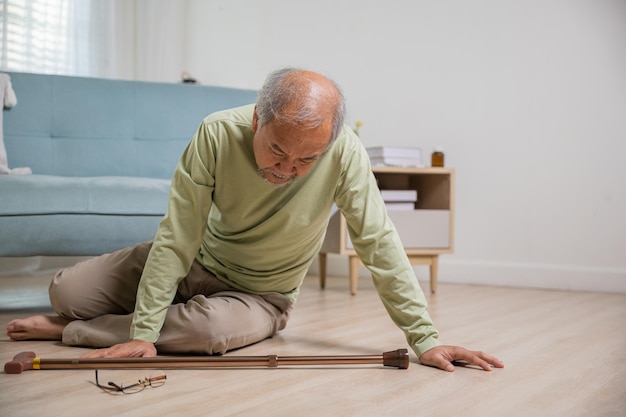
[431,147,444,167]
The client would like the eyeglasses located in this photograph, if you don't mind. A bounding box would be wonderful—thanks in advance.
[94,370,167,394]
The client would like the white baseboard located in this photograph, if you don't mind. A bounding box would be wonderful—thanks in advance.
[0,256,91,276]
[437,260,626,293]
[0,257,43,275]
[310,255,626,293]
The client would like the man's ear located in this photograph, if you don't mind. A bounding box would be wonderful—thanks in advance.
[251,106,259,133]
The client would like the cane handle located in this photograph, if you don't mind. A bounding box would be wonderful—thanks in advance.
[4,351,36,374]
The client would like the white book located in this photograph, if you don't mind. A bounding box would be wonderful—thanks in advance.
[369,157,423,167]
[380,189,418,202]
[385,202,416,211]
[367,146,422,159]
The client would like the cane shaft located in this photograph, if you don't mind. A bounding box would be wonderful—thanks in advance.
[5,349,408,374]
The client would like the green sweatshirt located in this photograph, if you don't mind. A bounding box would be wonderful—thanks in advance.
[131,104,440,356]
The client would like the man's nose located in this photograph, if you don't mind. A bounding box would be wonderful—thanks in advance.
[275,158,298,174]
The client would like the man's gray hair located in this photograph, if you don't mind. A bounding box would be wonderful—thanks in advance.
[256,67,346,143]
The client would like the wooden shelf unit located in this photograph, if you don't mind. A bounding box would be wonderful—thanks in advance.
[319,166,455,295]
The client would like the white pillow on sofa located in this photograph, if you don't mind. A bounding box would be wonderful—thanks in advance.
[1,73,30,175]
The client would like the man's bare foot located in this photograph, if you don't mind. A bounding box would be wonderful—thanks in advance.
[6,315,71,341]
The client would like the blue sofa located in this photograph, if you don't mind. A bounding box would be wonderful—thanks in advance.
[0,72,257,256]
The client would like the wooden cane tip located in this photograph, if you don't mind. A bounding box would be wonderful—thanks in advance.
[4,352,36,374]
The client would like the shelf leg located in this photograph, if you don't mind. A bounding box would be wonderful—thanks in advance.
[349,256,360,295]
[319,252,327,289]
[430,255,439,294]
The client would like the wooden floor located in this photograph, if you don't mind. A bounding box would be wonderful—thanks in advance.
[0,271,625,417]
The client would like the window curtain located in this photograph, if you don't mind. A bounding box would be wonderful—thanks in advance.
[133,0,186,83]
[0,0,136,79]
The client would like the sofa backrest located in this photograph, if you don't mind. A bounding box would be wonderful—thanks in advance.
[3,72,257,179]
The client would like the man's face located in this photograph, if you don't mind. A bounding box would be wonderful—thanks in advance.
[252,109,333,186]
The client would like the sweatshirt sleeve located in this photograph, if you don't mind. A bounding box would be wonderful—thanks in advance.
[334,140,441,357]
[130,122,215,342]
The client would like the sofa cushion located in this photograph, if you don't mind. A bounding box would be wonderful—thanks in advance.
[0,175,170,215]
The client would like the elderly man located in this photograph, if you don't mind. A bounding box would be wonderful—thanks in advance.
[7,68,503,372]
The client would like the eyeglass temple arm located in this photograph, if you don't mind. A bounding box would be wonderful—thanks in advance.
[123,374,167,389]
[94,370,166,392]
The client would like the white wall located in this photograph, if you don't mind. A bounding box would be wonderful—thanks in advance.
[11,0,626,292]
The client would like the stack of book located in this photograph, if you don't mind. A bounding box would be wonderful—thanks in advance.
[366,146,423,167]
[380,189,418,211]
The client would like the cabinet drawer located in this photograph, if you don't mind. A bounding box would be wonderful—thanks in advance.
[346,210,450,249]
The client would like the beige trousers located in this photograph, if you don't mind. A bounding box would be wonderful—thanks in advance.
[51,242,291,354]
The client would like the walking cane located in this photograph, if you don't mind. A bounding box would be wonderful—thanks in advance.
[4,349,409,374]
